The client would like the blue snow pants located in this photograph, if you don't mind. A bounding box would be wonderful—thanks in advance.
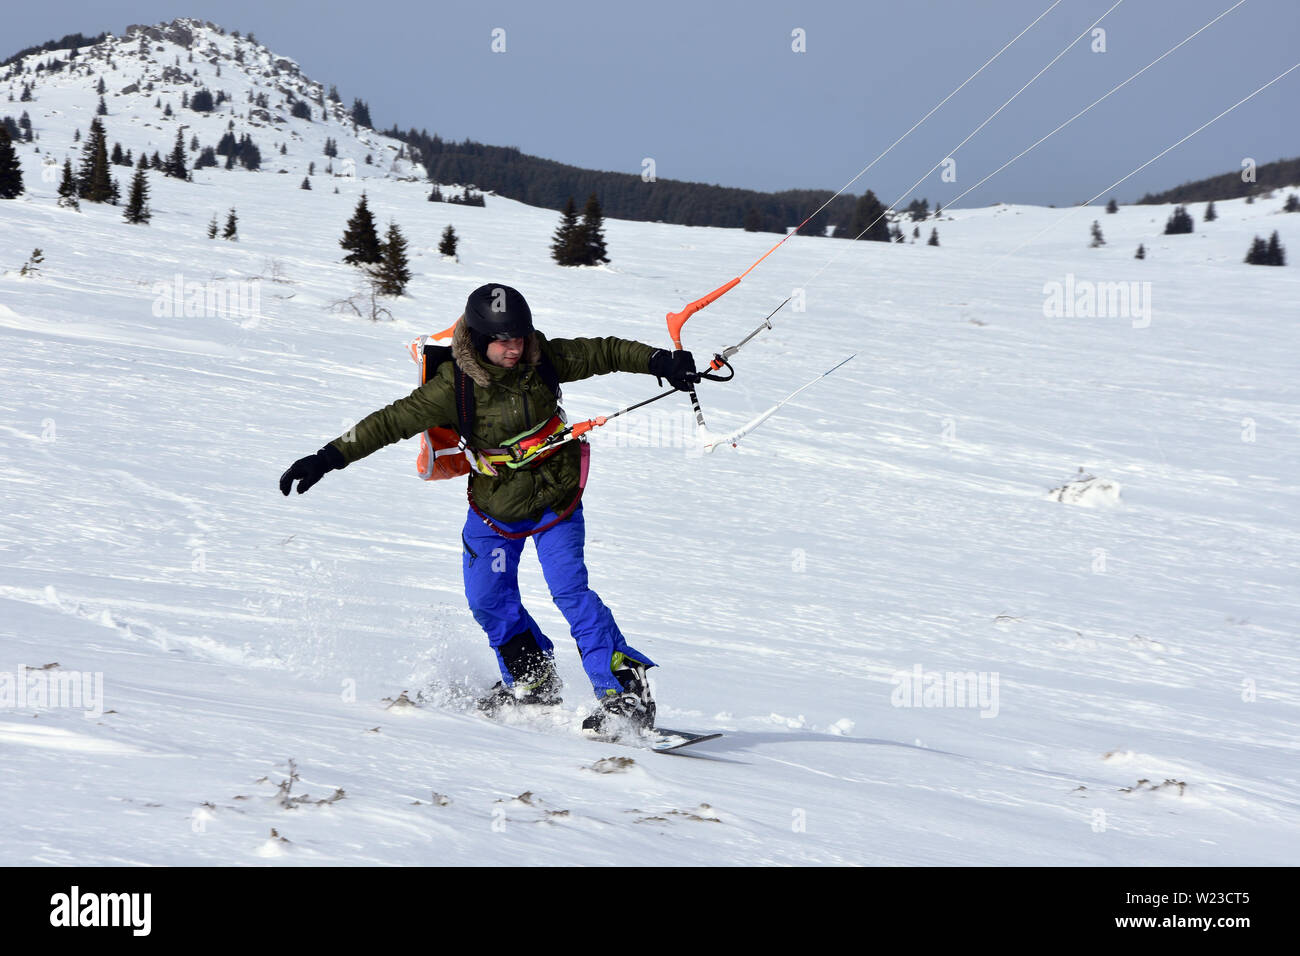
[461,504,654,697]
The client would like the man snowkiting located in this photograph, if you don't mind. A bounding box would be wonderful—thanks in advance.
[280,283,700,734]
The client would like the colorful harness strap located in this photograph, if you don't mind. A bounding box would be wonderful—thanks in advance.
[475,412,569,470]
[467,442,591,540]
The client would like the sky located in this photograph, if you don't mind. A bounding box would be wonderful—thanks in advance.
[5,0,1298,206]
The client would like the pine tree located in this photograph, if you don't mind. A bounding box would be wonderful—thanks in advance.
[1105,197,1119,214]
[439,224,459,258]
[428,185,443,202]
[123,166,150,223]
[165,127,187,179]
[550,197,583,266]
[1164,205,1194,234]
[235,134,261,171]
[110,141,124,165]
[844,190,891,241]
[579,193,609,265]
[18,248,42,276]
[1089,220,1105,247]
[0,125,24,199]
[76,117,111,202]
[96,96,107,116]
[339,192,382,264]
[1283,193,1300,213]
[95,76,106,94]
[1265,230,1286,266]
[223,207,238,240]
[300,176,311,190]
[928,228,940,246]
[57,158,78,209]
[913,225,920,239]
[206,213,218,238]
[1135,243,1145,260]
[373,221,412,295]
[1204,201,1217,222]
[798,207,830,238]
[1244,236,1268,265]
[136,151,148,170]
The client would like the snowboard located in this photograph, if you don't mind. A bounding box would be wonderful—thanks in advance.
[388,688,722,755]
[501,704,723,755]
[592,726,724,754]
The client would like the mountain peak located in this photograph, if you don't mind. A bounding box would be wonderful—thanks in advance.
[123,18,221,51]
[2,20,426,184]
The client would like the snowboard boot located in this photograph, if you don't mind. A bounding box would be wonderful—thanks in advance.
[477,631,563,714]
[581,652,656,735]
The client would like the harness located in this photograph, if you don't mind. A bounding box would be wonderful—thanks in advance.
[452,362,566,473]
[449,350,590,540]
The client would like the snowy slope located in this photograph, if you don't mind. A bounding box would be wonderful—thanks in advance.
[2,22,1299,866]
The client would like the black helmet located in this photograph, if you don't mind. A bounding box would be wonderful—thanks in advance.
[464,284,533,349]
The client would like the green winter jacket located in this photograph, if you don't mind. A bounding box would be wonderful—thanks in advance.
[328,323,656,523]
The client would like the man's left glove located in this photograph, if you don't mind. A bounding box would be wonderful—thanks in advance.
[279,443,347,496]
[648,348,700,392]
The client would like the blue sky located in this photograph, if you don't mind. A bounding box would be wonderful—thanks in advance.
[7,0,1297,205]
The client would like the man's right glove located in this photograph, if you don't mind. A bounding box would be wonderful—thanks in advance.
[279,443,347,496]
[648,349,700,392]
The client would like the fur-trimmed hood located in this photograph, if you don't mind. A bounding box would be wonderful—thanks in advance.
[451,316,542,388]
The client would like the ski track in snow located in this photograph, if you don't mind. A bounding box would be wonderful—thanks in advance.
[2,24,1299,864]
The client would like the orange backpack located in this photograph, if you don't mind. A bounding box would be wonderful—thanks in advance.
[408,323,471,480]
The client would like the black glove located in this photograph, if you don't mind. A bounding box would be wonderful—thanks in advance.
[648,349,700,392]
[279,443,347,496]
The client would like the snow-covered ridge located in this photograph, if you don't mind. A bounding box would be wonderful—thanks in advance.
[3,17,425,185]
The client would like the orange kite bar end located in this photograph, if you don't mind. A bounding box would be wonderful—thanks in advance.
[570,417,606,440]
[665,277,741,349]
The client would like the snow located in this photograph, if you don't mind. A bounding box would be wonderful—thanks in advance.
[1048,474,1123,507]
[2,21,1299,865]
